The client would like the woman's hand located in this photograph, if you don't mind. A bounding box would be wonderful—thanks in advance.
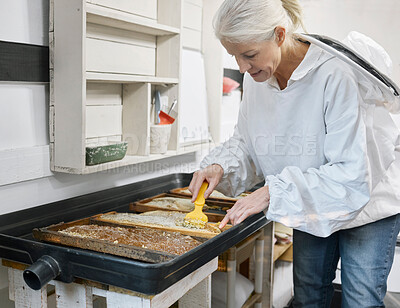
[219,186,270,229]
[189,164,224,202]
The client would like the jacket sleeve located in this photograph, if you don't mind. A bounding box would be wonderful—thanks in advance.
[200,76,264,197]
[266,70,372,237]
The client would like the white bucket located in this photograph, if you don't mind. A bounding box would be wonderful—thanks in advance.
[150,124,171,154]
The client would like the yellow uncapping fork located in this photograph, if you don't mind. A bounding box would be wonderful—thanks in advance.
[184,181,209,229]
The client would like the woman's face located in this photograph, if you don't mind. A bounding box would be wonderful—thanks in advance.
[222,39,281,82]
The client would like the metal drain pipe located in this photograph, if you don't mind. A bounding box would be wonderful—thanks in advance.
[23,255,61,290]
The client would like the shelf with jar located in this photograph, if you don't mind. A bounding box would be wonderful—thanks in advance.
[49,0,210,174]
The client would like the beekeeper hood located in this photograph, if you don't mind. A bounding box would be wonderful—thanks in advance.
[298,31,400,114]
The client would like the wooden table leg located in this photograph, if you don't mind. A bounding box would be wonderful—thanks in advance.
[178,275,212,308]
[262,222,274,308]
[227,246,237,308]
[54,281,93,308]
[254,234,265,308]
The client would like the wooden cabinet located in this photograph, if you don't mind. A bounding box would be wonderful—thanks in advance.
[50,0,207,174]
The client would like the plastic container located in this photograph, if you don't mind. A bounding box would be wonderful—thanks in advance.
[85,142,127,165]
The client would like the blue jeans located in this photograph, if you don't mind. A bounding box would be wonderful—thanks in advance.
[292,214,400,308]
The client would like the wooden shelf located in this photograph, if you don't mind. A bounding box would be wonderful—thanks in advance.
[86,72,179,84]
[53,142,210,174]
[86,3,180,36]
[279,244,293,262]
[50,0,188,174]
[273,242,292,262]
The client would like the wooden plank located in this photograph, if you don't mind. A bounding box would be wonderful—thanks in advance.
[227,257,236,308]
[86,23,156,49]
[49,32,54,69]
[0,146,52,186]
[86,3,180,36]
[273,242,292,262]
[202,0,224,144]
[86,72,178,84]
[156,0,182,80]
[86,37,156,76]
[98,258,217,308]
[129,192,232,222]
[50,69,54,106]
[49,0,54,32]
[3,260,28,270]
[52,0,86,171]
[242,293,262,308]
[151,257,218,307]
[129,204,224,223]
[122,83,150,156]
[279,244,293,262]
[8,268,15,301]
[0,40,49,82]
[262,223,274,308]
[158,0,182,29]
[182,27,201,50]
[54,281,92,308]
[0,83,48,149]
[86,83,122,106]
[88,0,157,20]
[86,105,122,138]
[255,238,264,294]
[50,106,55,142]
[156,34,180,79]
[106,291,144,307]
[183,1,203,31]
[169,187,251,202]
[178,276,212,308]
[93,214,222,239]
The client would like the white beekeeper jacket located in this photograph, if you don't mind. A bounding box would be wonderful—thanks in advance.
[201,32,400,237]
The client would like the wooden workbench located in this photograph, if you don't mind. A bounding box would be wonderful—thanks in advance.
[4,222,276,308]
[5,258,217,308]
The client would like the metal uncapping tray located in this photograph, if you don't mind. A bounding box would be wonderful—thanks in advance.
[0,173,269,294]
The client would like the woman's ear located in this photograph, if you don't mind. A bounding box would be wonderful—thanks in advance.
[275,26,286,47]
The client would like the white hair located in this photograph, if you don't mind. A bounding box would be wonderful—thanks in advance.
[213,0,305,44]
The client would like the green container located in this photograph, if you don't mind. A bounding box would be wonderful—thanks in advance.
[85,142,128,166]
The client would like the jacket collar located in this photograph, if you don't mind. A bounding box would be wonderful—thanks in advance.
[266,43,334,89]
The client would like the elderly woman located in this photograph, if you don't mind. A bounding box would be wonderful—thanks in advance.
[189,0,400,307]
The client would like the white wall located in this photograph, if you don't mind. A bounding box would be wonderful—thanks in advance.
[0,0,49,46]
[0,84,48,151]
[300,0,400,84]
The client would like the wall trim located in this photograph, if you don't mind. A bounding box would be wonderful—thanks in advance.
[0,40,49,82]
[0,146,53,186]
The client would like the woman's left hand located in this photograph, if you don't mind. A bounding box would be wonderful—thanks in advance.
[219,186,270,229]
